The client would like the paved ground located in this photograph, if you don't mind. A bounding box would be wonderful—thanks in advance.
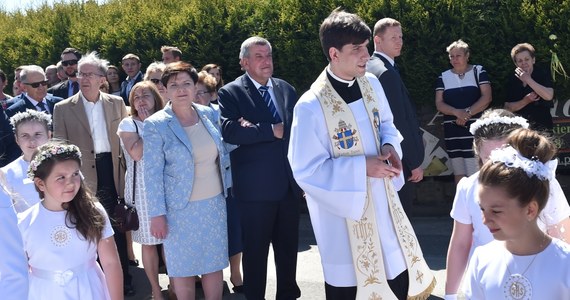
[120,172,570,299]
[126,214,453,300]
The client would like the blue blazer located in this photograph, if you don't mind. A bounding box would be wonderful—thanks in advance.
[143,103,232,217]
[5,93,63,118]
[5,94,24,108]
[120,72,143,106]
[218,74,302,202]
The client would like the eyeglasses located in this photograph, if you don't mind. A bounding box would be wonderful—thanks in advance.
[196,90,210,97]
[62,60,78,67]
[149,78,161,85]
[23,80,49,88]
[77,72,104,79]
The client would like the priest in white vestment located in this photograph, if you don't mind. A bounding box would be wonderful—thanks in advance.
[288,9,423,300]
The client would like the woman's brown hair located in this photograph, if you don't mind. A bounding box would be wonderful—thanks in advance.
[128,81,164,117]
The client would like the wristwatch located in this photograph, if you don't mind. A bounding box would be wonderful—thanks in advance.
[465,107,472,115]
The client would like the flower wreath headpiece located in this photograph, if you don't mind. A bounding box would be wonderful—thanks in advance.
[488,146,556,181]
[9,109,52,131]
[27,144,82,180]
[469,113,529,135]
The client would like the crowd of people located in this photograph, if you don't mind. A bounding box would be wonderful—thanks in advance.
[0,7,569,300]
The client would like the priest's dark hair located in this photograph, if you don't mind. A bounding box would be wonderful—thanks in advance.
[319,8,371,62]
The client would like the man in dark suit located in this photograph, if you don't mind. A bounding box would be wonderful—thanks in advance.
[0,107,20,167]
[120,53,143,106]
[6,65,63,118]
[47,48,81,99]
[366,18,424,216]
[218,36,302,300]
[0,69,12,109]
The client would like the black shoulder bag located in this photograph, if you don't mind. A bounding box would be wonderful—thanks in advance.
[114,120,140,232]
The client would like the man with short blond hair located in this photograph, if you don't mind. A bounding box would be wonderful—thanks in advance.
[367,17,425,216]
[160,45,182,64]
[120,53,142,105]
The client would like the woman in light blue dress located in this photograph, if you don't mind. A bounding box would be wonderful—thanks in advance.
[143,62,232,300]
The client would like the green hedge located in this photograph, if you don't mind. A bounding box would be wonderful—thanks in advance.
[1,0,570,107]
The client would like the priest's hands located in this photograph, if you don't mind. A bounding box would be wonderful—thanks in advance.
[366,154,401,178]
[381,144,403,171]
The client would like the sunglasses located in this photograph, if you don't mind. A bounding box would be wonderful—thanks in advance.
[24,80,49,88]
[149,78,161,85]
[62,60,78,67]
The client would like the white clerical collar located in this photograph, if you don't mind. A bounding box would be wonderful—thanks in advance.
[246,72,273,90]
[375,51,395,67]
[326,66,356,87]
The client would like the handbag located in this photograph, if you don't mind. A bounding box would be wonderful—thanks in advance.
[114,120,140,233]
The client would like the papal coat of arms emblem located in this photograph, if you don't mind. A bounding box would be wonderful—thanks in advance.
[333,119,358,149]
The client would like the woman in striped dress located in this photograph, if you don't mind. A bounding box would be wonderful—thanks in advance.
[435,39,492,184]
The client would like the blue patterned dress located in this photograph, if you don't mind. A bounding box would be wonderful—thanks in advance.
[143,103,231,276]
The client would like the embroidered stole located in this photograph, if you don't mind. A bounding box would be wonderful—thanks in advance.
[311,69,435,300]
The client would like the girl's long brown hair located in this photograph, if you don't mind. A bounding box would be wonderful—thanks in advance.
[32,142,106,244]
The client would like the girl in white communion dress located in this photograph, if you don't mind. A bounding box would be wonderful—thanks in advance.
[465,128,570,299]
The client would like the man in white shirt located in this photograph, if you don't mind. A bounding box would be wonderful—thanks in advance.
[52,52,134,296]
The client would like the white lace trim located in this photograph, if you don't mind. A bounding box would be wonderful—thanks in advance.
[488,146,556,181]
[469,115,529,135]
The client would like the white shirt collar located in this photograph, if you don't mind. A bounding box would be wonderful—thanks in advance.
[127,71,142,82]
[24,93,43,105]
[80,92,102,105]
[246,72,273,90]
[326,66,356,87]
[375,51,395,67]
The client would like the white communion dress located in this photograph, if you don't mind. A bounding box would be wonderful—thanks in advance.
[18,202,114,300]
